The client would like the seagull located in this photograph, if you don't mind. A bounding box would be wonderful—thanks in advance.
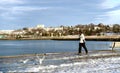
[36,54,46,65]
[20,59,29,64]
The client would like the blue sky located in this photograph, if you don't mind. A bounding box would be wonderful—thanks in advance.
[0,0,120,30]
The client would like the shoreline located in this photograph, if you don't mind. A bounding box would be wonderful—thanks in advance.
[0,50,119,58]
[0,35,120,41]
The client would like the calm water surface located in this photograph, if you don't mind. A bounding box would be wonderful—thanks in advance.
[0,40,112,56]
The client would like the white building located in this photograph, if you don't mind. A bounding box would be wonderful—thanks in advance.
[54,27,63,31]
[44,27,63,31]
[94,26,100,30]
[36,24,44,28]
[0,30,14,34]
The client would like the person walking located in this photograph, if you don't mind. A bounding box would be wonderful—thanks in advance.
[78,31,88,55]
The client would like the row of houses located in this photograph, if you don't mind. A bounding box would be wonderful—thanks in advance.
[0,24,119,39]
[0,25,64,39]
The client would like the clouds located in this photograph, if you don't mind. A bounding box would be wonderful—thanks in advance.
[94,0,120,24]
[101,0,120,9]
[0,0,51,20]
[0,0,23,5]
[104,10,120,24]
[0,0,120,30]
[0,0,51,13]
[0,0,23,19]
[0,0,53,29]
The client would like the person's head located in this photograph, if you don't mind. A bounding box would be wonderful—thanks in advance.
[79,30,83,34]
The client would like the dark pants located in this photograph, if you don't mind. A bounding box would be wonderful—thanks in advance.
[79,43,88,54]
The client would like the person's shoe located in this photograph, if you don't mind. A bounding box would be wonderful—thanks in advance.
[78,53,81,55]
[86,52,88,55]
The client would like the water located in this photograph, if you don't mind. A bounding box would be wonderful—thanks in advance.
[0,40,112,56]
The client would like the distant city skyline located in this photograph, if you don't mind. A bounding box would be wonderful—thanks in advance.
[0,0,120,30]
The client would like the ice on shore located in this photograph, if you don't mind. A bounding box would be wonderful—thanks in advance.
[0,51,120,73]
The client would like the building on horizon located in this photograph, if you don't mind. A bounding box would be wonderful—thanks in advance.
[36,24,44,28]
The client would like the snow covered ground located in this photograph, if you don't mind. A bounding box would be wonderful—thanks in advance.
[0,51,120,73]
[53,57,120,73]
